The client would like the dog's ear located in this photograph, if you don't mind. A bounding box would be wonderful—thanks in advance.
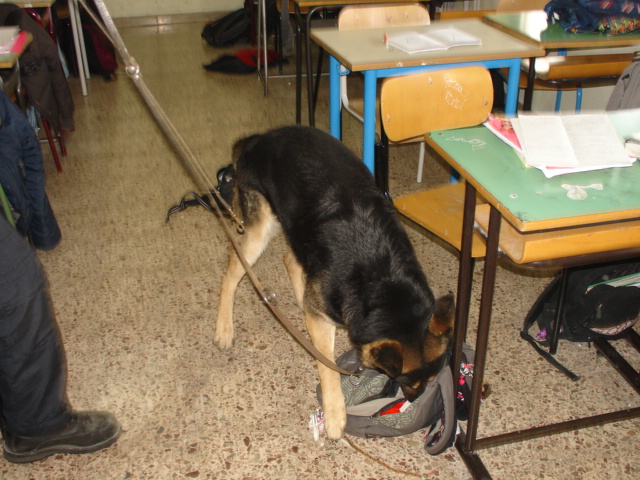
[361,340,404,378]
[428,293,455,337]
[422,293,456,366]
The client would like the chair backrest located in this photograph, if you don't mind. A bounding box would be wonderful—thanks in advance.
[380,67,494,142]
[496,0,549,12]
[338,3,430,30]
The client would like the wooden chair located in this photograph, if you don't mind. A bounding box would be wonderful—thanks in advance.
[380,66,494,258]
[520,53,635,112]
[338,3,431,182]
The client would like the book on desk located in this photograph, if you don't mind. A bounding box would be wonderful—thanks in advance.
[484,109,639,178]
[385,26,482,54]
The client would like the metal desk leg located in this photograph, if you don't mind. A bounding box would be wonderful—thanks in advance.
[69,0,89,96]
[257,0,269,96]
[453,182,499,480]
[451,182,477,380]
[329,55,341,139]
[523,57,536,111]
[504,57,521,116]
[464,205,502,453]
[295,5,303,124]
[305,7,322,126]
[361,71,377,174]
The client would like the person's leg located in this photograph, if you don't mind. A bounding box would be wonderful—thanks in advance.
[0,216,121,463]
[0,214,69,435]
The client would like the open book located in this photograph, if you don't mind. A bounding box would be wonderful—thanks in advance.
[485,111,637,178]
[386,26,481,54]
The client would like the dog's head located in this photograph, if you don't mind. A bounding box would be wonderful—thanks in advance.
[359,293,455,401]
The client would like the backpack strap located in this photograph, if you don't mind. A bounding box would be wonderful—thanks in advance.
[424,367,458,455]
[520,329,580,381]
[521,271,580,381]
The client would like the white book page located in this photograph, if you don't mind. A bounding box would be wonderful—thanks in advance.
[560,114,632,167]
[427,27,482,48]
[386,31,445,53]
[511,116,578,167]
[386,27,481,54]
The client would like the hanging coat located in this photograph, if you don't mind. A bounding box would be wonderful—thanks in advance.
[0,91,61,250]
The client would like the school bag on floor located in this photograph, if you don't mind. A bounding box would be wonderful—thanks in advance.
[315,343,479,455]
[521,261,640,379]
[201,9,252,47]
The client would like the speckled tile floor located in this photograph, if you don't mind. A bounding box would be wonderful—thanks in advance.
[1,17,639,480]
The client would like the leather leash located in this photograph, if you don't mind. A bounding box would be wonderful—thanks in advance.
[87,0,355,376]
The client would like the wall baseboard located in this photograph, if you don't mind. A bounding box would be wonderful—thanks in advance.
[113,11,228,28]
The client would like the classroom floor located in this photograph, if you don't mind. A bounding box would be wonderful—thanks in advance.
[1,16,639,480]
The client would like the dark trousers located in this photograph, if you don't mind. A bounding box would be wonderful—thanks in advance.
[0,215,70,436]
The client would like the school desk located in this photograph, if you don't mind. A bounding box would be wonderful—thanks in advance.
[483,10,640,110]
[425,122,640,479]
[310,18,545,173]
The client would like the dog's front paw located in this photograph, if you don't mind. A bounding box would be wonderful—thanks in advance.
[213,323,234,350]
[323,403,347,440]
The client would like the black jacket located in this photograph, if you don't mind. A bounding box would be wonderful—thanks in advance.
[0,4,75,132]
[0,91,61,250]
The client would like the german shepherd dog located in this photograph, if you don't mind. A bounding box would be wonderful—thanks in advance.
[214,126,455,440]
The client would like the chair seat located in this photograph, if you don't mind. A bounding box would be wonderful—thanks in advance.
[500,53,634,94]
[523,54,634,82]
[395,185,640,265]
[474,204,640,264]
[394,182,487,258]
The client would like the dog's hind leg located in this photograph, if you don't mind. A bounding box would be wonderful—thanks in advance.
[305,307,346,440]
[214,199,279,350]
[283,250,305,310]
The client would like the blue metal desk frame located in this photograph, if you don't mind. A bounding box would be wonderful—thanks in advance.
[327,56,523,173]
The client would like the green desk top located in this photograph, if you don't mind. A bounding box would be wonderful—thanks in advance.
[484,10,640,50]
[428,119,640,232]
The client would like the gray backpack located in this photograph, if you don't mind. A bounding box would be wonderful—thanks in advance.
[316,344,477,455]
[606,53,640,111]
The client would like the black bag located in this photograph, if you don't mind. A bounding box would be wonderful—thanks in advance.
[314,343,480,455]
[201,9,251,47]
[522,261,640,378]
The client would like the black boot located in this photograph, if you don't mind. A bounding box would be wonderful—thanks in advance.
[2,411,121,463]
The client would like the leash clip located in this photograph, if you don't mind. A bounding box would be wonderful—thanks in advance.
[261,288,277,306]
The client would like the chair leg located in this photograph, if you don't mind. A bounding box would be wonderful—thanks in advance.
[41,118,63,172]
[554,90,563,113]
[312,46,324,114]
[59,131,67,157]
[375,128,391,200]
[575,87,583,113]
[416,141,425,183]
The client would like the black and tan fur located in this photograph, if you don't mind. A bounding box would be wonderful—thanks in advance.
[214,126,454,440]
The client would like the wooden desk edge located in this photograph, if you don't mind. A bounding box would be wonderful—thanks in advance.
[310,24,545,71]
[483,13,640,50]
[482,15,543,48]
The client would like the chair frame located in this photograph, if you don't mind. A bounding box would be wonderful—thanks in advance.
[338,2,430,182]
